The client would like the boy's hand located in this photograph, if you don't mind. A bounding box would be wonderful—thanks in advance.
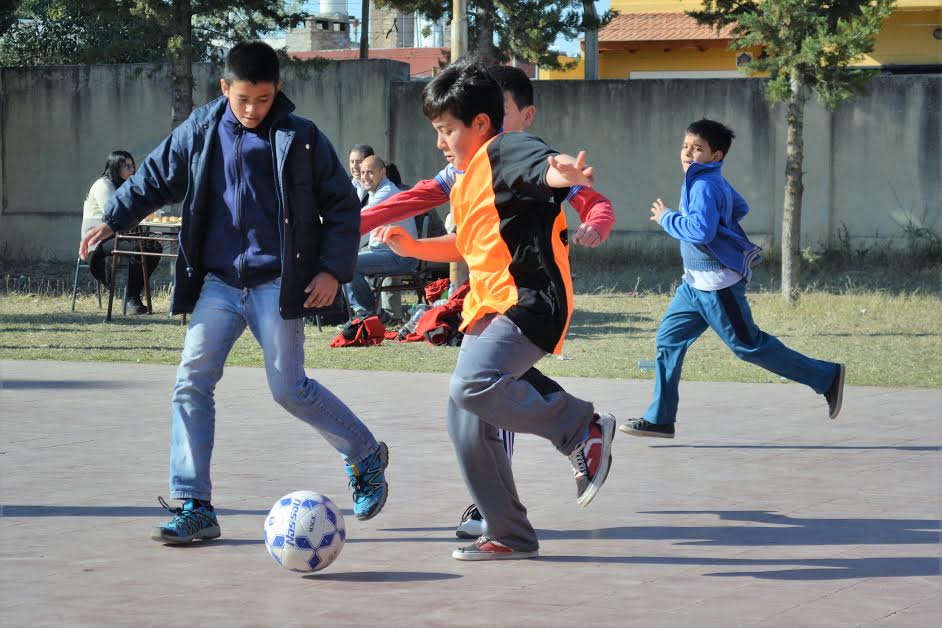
[376,225,417,257]
[547,151,594,187]
[303,271,339,309]
[79,223,114,260]
[572,223,602,248]
[650,198,669,224]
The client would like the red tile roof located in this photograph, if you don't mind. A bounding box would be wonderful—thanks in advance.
[290,48,536,79]
[599,12,736,43]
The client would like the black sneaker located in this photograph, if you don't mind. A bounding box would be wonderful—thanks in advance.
[619,418,675,439]
[824,363,846,419]
[455,504,485,539]
[127,296,148,315]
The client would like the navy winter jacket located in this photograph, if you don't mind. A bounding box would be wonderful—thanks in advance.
[201,103,282,289]
[102,93,361,319]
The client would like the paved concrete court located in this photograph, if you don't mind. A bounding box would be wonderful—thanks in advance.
[1,359,939,627]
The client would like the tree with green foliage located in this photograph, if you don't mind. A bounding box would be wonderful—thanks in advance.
[1,1,168,65]
[1,0,307,128]
[375,0,610,69]
[689,0,895,302]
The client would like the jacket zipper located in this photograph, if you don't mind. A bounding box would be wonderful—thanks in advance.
[235,125,246,283]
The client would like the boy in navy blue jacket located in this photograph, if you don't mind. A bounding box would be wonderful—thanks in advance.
[79,41,389,543]
[622,119,845,439]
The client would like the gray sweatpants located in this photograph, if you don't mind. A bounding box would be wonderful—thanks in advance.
[447,314,595,550]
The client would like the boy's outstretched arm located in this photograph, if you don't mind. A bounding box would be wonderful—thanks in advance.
[359,177,449,235]
[377,226,463,263]
[79,127,192,259]
[651,182,720,244]
[569,187,615,247]
[546,150,594,188]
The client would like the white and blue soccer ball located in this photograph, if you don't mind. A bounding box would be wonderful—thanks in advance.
[264,491,346,573]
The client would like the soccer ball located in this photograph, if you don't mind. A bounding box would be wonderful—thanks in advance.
[264,491,346,572]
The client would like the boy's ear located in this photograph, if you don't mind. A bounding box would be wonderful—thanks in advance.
[472,112,493,136]
[219,78,229,96]
[713,148,725,162]
[522,105,536,129]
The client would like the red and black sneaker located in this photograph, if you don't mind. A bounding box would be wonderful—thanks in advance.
[451,535,539,561]
[569,413,615,507]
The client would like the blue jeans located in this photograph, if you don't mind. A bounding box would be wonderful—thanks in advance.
[343,248,416,315]
[169,274,380,501]
[644,279,839,425]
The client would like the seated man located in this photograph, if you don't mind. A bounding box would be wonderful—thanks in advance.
[343,155,418,319]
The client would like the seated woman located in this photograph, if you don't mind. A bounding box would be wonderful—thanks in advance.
[81,150,160,314]
[343,155,417,320]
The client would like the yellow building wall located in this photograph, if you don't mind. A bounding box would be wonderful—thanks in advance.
[857,9,942,67]
[609,0,703,12]
[541,56,585,80]
[542,46,760,79]
[599,44,762,78]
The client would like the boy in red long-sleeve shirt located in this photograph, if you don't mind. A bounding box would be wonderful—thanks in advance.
[361,64,617,540]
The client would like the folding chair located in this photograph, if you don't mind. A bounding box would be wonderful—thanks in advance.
[367,214,449,314]
[70,256,103,312]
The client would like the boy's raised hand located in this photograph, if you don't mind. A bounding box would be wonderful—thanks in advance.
[303,271,339,309]
[376,225,417,257]
[547,150,594,188]
[650,198,669,223]
[572,223,602,248]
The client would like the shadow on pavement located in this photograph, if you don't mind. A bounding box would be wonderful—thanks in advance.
[1,505,353,518]
[537,555,940,580]
[304,571,462,582]
[1,379,127,390]
[651,444,941,452]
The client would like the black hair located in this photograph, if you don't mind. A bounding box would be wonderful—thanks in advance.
[351,144,374,159]
[223,40,280,85]
[686,119,735,158]
[422,61,504,132]
[385,162,403,188]
[488,65,533,109]
[100,150,134,188]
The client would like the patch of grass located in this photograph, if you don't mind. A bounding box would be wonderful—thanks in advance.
[3,242,939,388]
[568,240,942,296]
[1,288,939,389]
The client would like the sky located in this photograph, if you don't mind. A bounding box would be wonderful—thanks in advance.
[297,1,612,56]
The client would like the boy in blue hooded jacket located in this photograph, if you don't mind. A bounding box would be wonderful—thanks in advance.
[621,119,845,439]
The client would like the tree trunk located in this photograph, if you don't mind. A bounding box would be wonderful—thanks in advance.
[781,72,806,304]
[169,0,193,129]
[359,0,369,60]
[473,0,497,64]
[582,0,598,80]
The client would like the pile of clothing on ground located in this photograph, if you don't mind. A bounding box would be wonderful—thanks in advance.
[330,279,469,348]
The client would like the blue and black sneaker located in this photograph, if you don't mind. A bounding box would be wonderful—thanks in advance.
[344,442,389,521]
[150,496,221,544]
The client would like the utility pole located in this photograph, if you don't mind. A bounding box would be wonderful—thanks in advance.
[359,0,369,59]
[450,0,469,286]
[451,0,467,62]
[583,0,599,80]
